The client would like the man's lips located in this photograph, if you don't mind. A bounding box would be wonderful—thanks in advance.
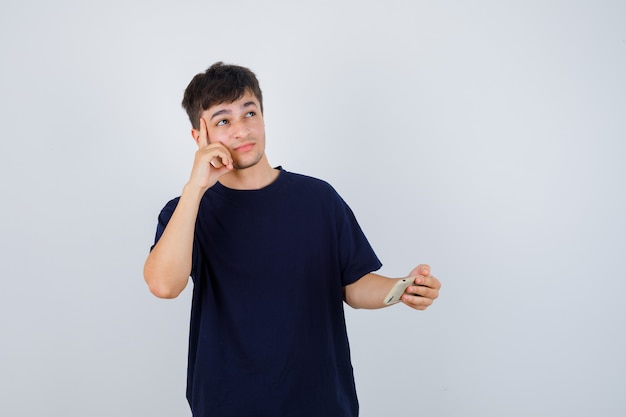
[234,142,255,152]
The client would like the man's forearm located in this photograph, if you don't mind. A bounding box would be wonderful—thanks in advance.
[343,273,400,309]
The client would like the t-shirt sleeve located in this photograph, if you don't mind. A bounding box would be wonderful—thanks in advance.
[150,197,179,251]
[334,194,382,286]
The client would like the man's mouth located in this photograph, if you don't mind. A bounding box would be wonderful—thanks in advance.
[234,142,255,152]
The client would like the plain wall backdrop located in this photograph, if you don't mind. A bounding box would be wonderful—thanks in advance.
[1,1,625,416]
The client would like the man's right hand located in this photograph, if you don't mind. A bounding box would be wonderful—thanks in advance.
[188,116,234,192]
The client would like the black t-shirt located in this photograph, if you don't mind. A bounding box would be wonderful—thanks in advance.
[153,169,382,416]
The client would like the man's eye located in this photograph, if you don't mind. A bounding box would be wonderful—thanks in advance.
[216,119,228,126]
[245,111,256,118]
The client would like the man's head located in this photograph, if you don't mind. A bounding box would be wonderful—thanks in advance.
[182,62,264,130]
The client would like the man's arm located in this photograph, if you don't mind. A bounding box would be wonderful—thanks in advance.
[143,185,204,298]
[143,118,233,299]
[344,264,441,310]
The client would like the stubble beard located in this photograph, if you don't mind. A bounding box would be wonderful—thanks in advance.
[232,146,263,170]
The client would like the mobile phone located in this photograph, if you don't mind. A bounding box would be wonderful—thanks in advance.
[383,277,417,305]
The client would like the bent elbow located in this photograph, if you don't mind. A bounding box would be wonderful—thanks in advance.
[144,269,186,299]
[148,282,182,299]
[342,288,363,309]
[344,297,365,310]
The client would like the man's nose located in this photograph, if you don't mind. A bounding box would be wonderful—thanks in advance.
[231,120,249,139]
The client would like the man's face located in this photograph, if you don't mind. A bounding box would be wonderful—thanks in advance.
[199,91,266,170]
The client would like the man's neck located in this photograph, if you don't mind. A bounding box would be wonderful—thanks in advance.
[218,155,279,190]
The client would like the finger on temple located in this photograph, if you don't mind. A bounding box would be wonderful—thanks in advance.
[199,117,209,147]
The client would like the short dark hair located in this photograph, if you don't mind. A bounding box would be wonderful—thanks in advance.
[181,62,264,129]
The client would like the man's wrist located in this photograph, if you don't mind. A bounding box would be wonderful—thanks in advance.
[182,182,209,201]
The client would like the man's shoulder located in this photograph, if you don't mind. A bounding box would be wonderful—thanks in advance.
[161,196,180,210]
[281,169,337,195]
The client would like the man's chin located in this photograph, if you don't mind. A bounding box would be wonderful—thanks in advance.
[233,156,262,170]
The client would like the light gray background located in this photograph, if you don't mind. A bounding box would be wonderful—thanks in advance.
[1,1,624,416]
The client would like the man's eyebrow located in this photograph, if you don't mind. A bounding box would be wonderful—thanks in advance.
[209,101,257,120]
[210,108,231,120]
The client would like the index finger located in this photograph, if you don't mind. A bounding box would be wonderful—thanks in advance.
[198,117,209,148]
[416,274,441,290]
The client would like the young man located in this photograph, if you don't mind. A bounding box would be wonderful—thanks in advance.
[144,62,441,417]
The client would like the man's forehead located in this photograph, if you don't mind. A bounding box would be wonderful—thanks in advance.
[204,92,259,115]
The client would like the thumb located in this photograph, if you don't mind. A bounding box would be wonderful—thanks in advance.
[409,264,430,278]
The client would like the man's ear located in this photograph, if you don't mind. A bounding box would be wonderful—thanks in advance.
[191,128,200,146]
